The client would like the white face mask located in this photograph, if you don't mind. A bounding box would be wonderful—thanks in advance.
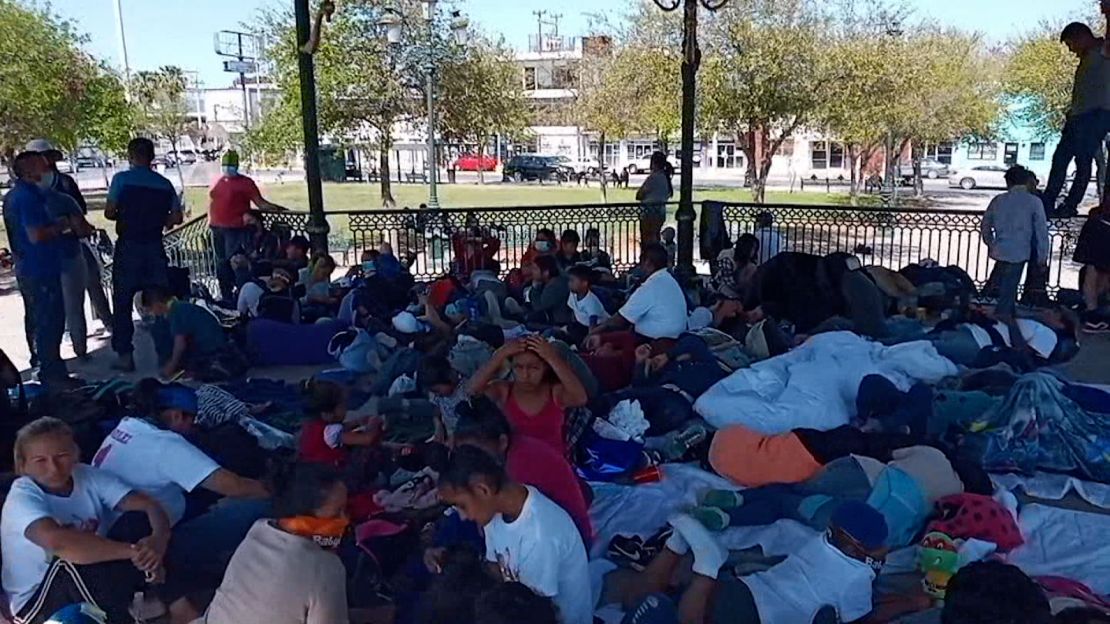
[222,165,239,177]
[38,171,56,190]
[534,240,553,253]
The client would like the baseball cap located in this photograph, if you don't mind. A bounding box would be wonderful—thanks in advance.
[25,139,62,159]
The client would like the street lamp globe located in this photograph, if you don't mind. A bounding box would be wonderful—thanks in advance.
[379,10,403,44]
[450,11,470,45]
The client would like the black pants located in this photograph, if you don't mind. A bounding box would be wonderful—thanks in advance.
[14,558,143,624]
[794,425,919,465]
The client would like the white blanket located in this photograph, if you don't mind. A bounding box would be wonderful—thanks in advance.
[693,332,957,433]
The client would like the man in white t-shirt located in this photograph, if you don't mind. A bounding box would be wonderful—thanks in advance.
[93,385,270,526]
[588,243,687,341]
[436,445,593,624]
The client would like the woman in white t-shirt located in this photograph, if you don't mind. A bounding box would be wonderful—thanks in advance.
[93,380,271,622]
[924,308,1078,366]
[1,417,171,624]
[635,151,674,244]
[436,446,593,624]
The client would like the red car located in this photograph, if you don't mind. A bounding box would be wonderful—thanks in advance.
[454,153,499,172]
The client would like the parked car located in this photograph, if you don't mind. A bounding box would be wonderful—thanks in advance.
[502,154,573,183]
[949,164,1009,190]
[54,159,73,174]
[897,158,951,182]
[625,152,702,174]
[171,150,198,165]
[76,155,114,170]
[549,155,601,176]
[454,153,499,172]
[151,156,176,169]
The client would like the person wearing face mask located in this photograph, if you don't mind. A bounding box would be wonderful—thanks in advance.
[201,463,351,624]
[23,141,98,361]
[208,150,287,303]
[3,152,75,386]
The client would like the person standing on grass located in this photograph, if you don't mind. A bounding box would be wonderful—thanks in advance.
[105,138,183,372]
[636,152,673,244]
[981,166,1050,353]
[208,150,287,303]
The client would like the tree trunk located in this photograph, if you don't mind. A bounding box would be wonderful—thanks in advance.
[379,142,395,208]
[598,131,608,203]
[848,144,860,207]
[477,141,486,185]
[911,142,924,198]
[169,138,188,213]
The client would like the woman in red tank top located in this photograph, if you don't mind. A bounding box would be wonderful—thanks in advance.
[467,335,589,455]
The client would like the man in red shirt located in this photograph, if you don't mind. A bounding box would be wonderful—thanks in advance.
[452,396,593,547]
[208,150,287,301]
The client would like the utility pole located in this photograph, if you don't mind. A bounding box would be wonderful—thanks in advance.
[113,0,132,98]
[533,10,546,49]
[425,0,440,209]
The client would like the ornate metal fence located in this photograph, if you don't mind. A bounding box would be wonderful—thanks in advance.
[127,202,1084,299]
[714,202,1084,295]
[263,203,661,282]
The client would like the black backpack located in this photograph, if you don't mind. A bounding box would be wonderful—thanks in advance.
[257,290,298,324]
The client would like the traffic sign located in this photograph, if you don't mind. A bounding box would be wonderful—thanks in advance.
[223,60,258,74]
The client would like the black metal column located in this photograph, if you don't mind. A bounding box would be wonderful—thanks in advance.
[294,0,329,252]
[674,0,700,284]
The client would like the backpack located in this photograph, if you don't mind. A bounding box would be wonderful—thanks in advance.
[257,290,299,324]
[689,327,752,372]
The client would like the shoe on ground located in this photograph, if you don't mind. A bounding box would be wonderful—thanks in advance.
[608,534,650,571]
[111,353,136,372]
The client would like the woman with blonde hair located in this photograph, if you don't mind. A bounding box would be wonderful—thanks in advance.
[1,417,171,624]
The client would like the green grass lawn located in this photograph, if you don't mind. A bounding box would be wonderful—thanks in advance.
[0,181,891,250]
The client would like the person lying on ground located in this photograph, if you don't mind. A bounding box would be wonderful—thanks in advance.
[589,243,688,342]
[450,395,593,546]
[743,251,888,339]
[611,504,888,624]
[923,306,1079,367]
[201,463,352,624]
[298,379,384,470]
[94,380,271,623]
[1,418,171,624]
[691,445,965,547]
[436,445,593,624]
[468,336,589,456]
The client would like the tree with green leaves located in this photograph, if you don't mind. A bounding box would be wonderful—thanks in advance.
[131,66,191,193]
[0,0,134,161]
[700,0,837,203]
[438,36,532,184]
[574,34,634,201]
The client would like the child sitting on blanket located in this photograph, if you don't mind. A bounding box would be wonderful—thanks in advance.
[298,380,383,470]
[420,354,470,442]
[614,502,888,624]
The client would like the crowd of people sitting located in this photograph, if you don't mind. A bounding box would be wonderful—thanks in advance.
[2,156,1109,624]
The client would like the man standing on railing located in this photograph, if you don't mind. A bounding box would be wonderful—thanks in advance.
[105,137,184,372]
[207,150,287,303]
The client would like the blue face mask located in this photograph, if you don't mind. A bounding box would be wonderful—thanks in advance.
[361,261,376,273]
[222,165,239,176]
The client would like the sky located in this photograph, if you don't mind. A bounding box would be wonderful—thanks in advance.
[54,0,1094,88]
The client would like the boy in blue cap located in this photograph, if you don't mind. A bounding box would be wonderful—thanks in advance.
[616,501,888,624]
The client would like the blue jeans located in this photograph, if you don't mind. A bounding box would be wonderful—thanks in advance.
[211,226,254,302]
[1044,109,1110,211]
[111,241,168,355]
[989,260,1025,318]
[724,457,872,531]
[24,273,66,381]
[169,498,270,572]
[927,328,983,366]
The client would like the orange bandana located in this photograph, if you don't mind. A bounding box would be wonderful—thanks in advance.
[278,516,350,549]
